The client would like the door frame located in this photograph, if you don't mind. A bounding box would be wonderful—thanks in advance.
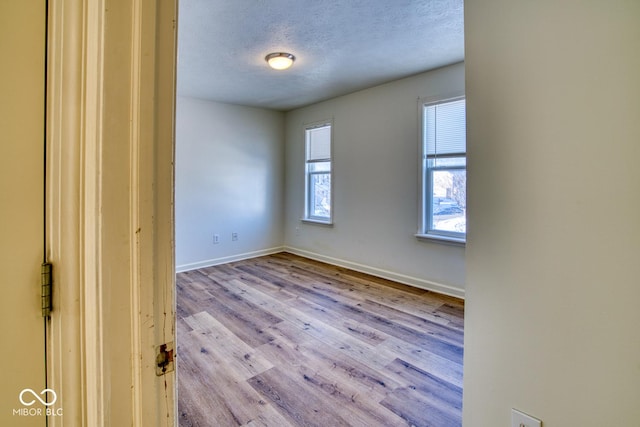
[46,1,177,425]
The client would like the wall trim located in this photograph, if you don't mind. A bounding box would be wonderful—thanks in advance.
[47,0,177,425]
[178,246,465,299]
[284,246,465,299]
[176,246,286,273]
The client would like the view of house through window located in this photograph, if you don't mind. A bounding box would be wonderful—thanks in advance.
[305,123,332,222]
[422,98,466,240]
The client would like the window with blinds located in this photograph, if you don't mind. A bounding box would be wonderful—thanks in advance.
[305,123,332,222]
[421,97,466,241]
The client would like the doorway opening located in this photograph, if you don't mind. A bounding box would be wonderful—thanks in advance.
[173,1,465,425]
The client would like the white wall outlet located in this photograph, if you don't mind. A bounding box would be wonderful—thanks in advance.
[213,234,220,244]
[231,232,238,241]
[512,409,541,427]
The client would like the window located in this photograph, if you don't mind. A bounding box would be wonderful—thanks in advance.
[420,97,466,242]
[304,122,332,223]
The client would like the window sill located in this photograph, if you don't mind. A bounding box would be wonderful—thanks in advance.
[415,233,466,247]
[301,218,333,227]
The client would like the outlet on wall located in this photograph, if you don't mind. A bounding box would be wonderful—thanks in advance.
[213,234,220,244]
[231,232,238,241]
[511,409,541,427]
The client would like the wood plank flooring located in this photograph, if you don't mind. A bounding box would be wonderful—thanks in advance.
[177,252,464,427]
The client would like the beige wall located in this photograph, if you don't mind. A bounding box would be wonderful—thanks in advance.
[0,2,46,426]
[464,1,640,425]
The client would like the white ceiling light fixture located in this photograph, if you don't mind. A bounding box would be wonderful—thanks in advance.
[265,52,296,70]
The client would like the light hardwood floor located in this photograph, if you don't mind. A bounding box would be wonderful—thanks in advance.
[177,252,464,427]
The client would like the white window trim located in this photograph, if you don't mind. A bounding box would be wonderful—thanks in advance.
[303,119,334,225]
[415,232,466,246]
[417,93,466,245]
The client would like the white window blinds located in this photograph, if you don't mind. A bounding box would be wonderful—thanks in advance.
[306,125,331,162]
[424,99,466,156]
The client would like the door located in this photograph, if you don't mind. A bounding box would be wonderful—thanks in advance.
[0,1,47,426]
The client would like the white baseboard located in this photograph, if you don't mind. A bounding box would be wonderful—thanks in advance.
[283,246,465,300]
[176,246,285,273]
[176,245,465,300]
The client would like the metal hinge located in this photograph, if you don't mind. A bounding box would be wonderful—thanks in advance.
[155,342,174,376]
[41,262,53,317]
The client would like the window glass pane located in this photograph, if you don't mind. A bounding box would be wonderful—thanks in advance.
[305,122,332,222]
[310,173,331,218]
[431,169,466,234]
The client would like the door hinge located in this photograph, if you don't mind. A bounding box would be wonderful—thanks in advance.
[155,342,174,376]
[41,262,52,317]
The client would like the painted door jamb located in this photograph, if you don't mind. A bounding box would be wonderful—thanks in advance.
[46,1,177,425]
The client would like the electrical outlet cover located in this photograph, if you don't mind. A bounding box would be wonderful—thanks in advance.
[511,409,541,427]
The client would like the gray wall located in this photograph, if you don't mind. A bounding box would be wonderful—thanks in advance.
[284,63,466,295]
[464,1,640,425]
[175,97,285,270]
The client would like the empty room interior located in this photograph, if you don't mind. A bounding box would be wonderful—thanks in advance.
[173,1,640,427]
[175,1,466,426]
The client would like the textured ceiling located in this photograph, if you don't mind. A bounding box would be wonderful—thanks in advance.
[177,0,464,111]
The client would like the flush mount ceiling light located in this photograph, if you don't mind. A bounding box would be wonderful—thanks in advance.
[265,52,296,70]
